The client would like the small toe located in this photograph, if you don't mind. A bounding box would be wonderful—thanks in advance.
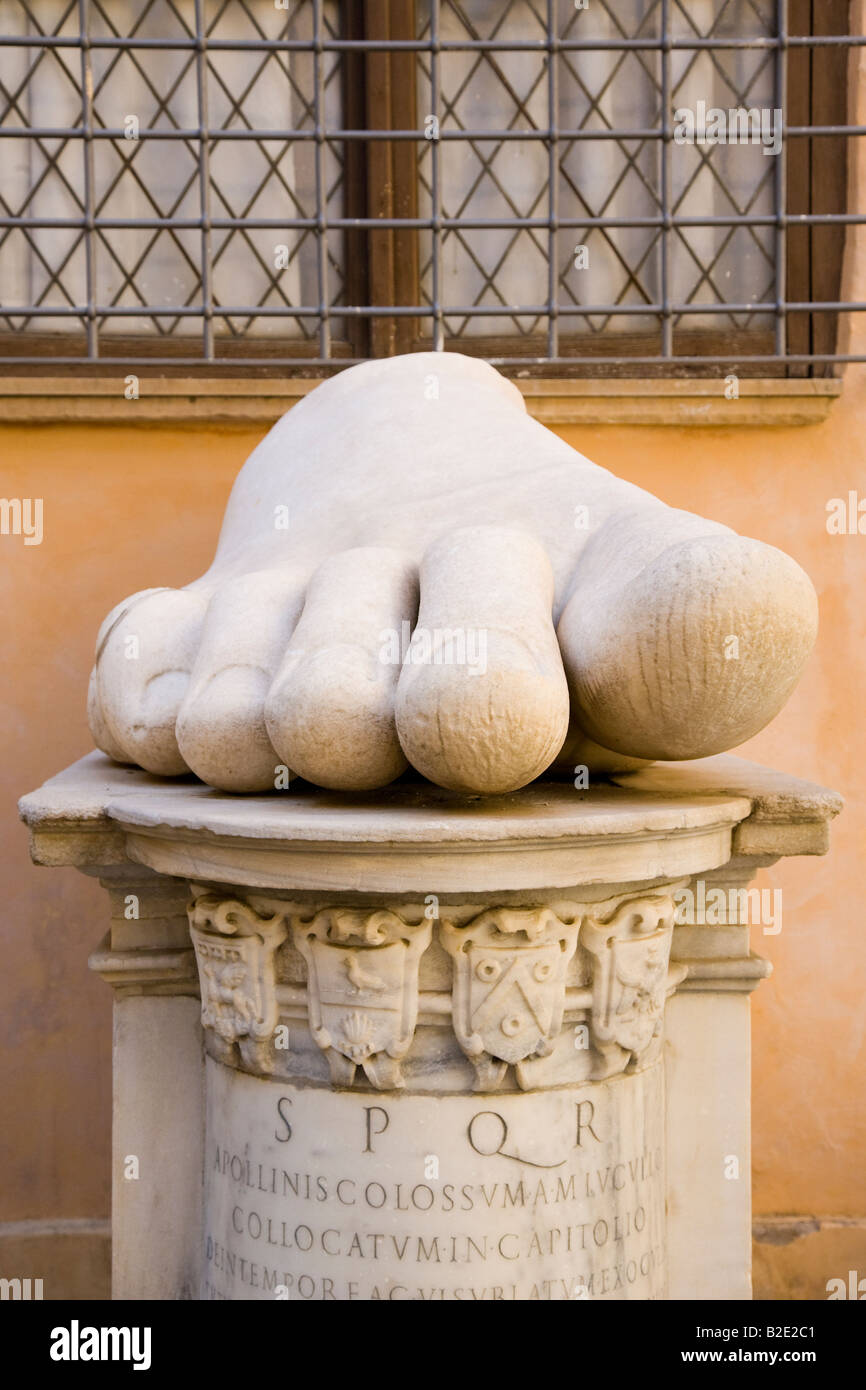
[94,587,208,775]
[176,569,306,791]
[265,548,418,790]
[395,526,570,792]
[87,665,129,763]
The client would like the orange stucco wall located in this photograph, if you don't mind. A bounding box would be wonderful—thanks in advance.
[3,0,865,1309]
[2,376,864,1295]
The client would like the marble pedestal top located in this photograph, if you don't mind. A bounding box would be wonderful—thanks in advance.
[20,750,841,897]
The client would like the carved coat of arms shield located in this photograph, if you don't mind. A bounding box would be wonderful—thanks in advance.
[441,907,579,1084]
[193,935,269,1043]
[302,939,413,1061]
[606,930,669,1056]
[292,908,432,1088]
[188,894,288,1074]
[582,894,677,1070]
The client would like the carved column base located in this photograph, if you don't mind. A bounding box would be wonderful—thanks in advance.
[19,753,842,1301]
[204,1054,667,1302]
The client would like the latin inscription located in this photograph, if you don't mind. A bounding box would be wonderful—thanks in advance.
[203,1058,666,1301]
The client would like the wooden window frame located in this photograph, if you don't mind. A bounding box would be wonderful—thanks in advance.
[0,0,851,379]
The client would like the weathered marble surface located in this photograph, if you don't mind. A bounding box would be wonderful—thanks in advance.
[86,352,818,794]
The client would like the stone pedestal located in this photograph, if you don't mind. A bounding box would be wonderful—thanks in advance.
[19,753,840,1302]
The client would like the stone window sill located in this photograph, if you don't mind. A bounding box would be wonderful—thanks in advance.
[0,375,841,428]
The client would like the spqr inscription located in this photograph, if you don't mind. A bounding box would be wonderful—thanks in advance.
[203,1057,666,1301]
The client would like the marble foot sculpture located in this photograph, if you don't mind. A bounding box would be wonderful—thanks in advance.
[88,353,817,794]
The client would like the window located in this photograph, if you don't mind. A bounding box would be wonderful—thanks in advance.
[0,0,856,375]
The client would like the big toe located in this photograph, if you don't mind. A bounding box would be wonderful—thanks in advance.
[395,527,570,792]
[558,533,818,760]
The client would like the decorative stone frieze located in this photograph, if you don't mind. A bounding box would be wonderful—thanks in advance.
[185,889,687,1092]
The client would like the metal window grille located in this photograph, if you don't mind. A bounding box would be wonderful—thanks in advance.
[0,0,863,372]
